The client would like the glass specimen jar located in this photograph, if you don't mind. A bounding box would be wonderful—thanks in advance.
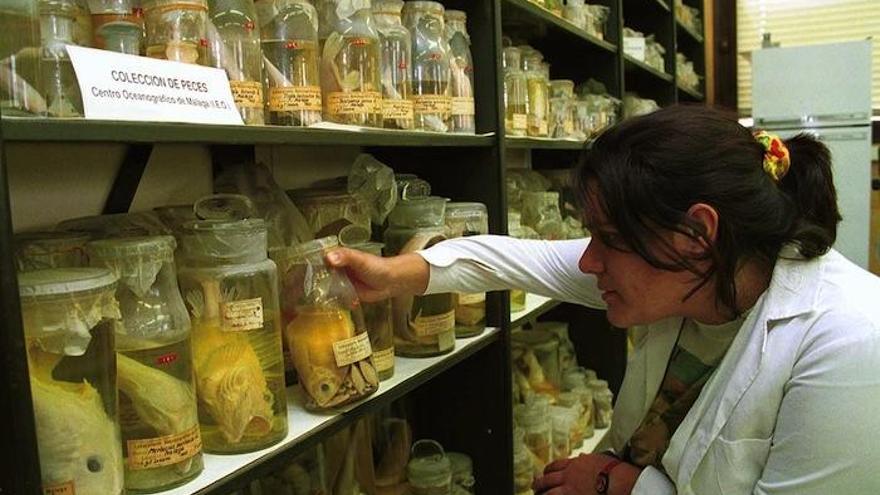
[523,53,548,137]
[0,0,44,116]
[289,188,372,245]
[555,393,585,447]
[549,79,573,99]
[444,9,474,134]
[502,47,527,137]
[14,231,90,271]
[403,1,451,132]
[19,268,125,495]
[177,215,287,453]
[519,404,551,469]
[208,0,265,125]
[444,202,488,338]
[39,0,84,117]
[589,379,614,428]
[385,197,455,357]
[373,0,413,130]
[521,191,564,239]
[259,0,323,126]
[512,329,561,391]
[513,441,534,495]
[447,452,475,494]
[586,4,609,40]
[407,439,452,495]
[88,0,144,53]
[562,0,586,30]
[282,236,380,410]
[321,0,383,127]
[550,406,572,461]
[72,0,92,46]
[352,242,395,380]
[143,0,208,64]
[87,236,203,492]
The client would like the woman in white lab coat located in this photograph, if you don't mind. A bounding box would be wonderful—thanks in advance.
[326,105,880,494]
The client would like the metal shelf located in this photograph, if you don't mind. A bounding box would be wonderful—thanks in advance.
[502,0,618,55]
[506,136,590,150]
[511,293,562,327]
[624,55,674,83]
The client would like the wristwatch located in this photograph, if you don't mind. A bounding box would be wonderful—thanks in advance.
[595,458,623,494]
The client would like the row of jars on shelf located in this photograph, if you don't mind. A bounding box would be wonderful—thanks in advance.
[0,0,477,134]
[14,192,490,494]
[526,0,609,41]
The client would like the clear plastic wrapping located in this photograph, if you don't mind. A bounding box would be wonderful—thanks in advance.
[14,231,90,272]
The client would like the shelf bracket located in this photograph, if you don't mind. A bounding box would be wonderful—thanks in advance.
[103,144,153,214]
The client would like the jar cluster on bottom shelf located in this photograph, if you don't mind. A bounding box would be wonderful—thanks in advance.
[12,153,489,494]
[511,323,614,495]
[1,0,477,133]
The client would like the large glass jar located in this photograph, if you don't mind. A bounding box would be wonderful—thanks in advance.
[88,236,203,492]
[258,0,323,126]
[444,9,474,134]
[512,329,561,392]
[143,0,207,64]
[88,0,143,54]
[523,53,548,137]
[208,0,265,125]
[444,202,487,339]
[177,217,287,453]
[0,0,44,116]
[385,197,455,357]
[502,47,527,137]
[403,1,450,132]
[40,0,84,117]
[322,1,382,127]
[373,0,413,130]
[14,231,90,271]
[407,439,452,495]
[19,268,125,495]
[289,188,372,245]
[352,242,395,380]
[282,236,380,410]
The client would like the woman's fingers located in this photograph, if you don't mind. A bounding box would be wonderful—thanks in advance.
[544,457,574,473]
[532,470,565,493]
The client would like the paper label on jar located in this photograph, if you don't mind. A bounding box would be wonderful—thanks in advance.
[513,113,528,131]
[411,309,456,337]
[451,96,475,116]
[437,328,455,351]
[43,482,75,495]
[413,94,452,115]
[457,292,486,305]
[372,346,395,373]
[382,98,414,120]
[333,331,373,368]
[563,119,574,134]
[539,121,549,135]
[327,91,381,115]
[126,424,202,470]
[269,85,323,112]
[230,80,264,109]
[221,298,263,332]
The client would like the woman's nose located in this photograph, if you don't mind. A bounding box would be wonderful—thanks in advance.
[579,241,604,275]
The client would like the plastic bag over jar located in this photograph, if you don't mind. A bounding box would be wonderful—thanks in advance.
[258,0,323,126]
[18,268,125,495]
[502,47,527,137]
[373,0,413,130]
[321,0,383,127]
[87,236,203,492]
[88,0,143,54]
[444,9,475,134]
[511,329,560,396]
[351,242,395,380]
[143,0,207,64]
[289,188,372,246]
[40,0,85,117]
[177,208,287,453]
[207,0,265,125]
[444,202,488,339]
[403,0,451,132]
[407,439,453,495]
[14,231,90,272]
[0,0,45,116]
[282,236,380,410]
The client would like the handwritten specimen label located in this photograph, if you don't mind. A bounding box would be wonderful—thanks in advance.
[333,332,373,368]
[327,91,381,115]
[457,292,486,305]
[372,347,395,373]
[229,80,264,109]
[221,298,264,332]
[382,99,414,120]
[412,309,456,337]
[451,96,475,116]
[43,481,75,495]
[512,113,528,131]
[127,424,202,470]
[269,85,322,112]
[413,94,452,115]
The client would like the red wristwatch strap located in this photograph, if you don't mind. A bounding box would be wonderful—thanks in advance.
[595,458,623,494]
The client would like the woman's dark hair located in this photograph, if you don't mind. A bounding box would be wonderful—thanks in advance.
[576,105,840,316]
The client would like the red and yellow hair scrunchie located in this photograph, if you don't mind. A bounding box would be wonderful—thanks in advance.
[753,130,791,183]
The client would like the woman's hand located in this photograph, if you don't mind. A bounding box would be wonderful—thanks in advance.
[533,454,641,495]
[325,248,430,302]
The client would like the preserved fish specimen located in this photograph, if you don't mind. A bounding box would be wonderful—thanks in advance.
[444,9,474,134]
[208,0,265,124]
[403,0,450,132]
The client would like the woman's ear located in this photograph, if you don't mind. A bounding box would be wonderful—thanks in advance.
[672,203,719,257]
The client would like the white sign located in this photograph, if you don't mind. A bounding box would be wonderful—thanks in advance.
[623,37,646,62]
[67,45,243,125]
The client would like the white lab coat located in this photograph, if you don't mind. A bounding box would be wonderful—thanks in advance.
[419,236,880,494]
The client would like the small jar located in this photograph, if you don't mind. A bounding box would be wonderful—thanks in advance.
[444,9,475,134]
[352,242,395,380]
[445,202,488,338]
[19,268,125,495]
[88,0,144,53]
[585,5,610,40]
[572,99,591,140]
[555,393,585,447]
[502,47,527,136]
[523,53,549,137]
[143,0,208,64]
[40,0,85,117]
[258,0,323,126]
[373,0,414,130]
[447,452,475,494]
[562,0,586,30]
[512,329,561,388]
[88,236,204,492]
[519,404,551,470]
[589,379,614,429]
[289,189,372,246]
[535,321,576,373]
[403,1,451,132]
[570,385,595,438]
[0,0,44,116]
[208,0,265,125]
[407,439,452,495]
[177,210,287,453]
[549,79,574,99]
[14,231,90,272]
[550,406,573,460]
[282,236,380,410]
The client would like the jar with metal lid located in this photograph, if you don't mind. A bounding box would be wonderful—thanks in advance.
[589,378,613,429]
[444,9,474,134]
[373,0,414,130]
[87,236,204,492]
[177,210,287,453]
[143,0,207,64]
[40,0,85,117]
[289,188,372,246]
[208,0,265,125]
[407,439,452,495]
[447,452,475,494]
[258,0,323,126]
[18,268,125,495]
[351,242,395,380]
[512,329,561,391]
[0,0,44,116]
[322,0,383,127]
[281,236,380,410]
[523,53,549,137]
[502,46,527,136]
[403,1,451,132]
[444,202,488,338]
[88,0,143,53]
[14,231,90,272]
